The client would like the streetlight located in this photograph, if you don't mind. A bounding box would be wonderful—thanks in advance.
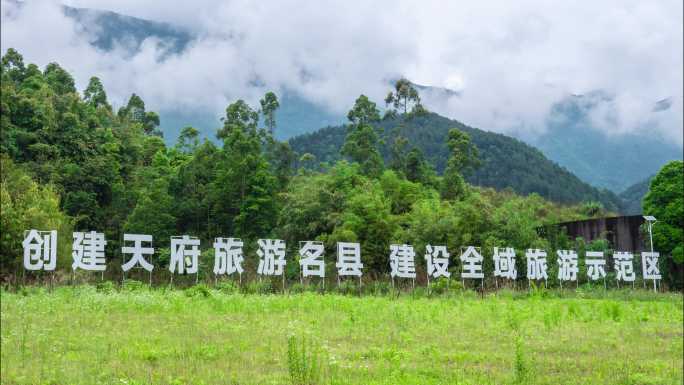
[643,215,657,292]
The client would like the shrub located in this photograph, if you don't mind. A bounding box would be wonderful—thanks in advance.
[215,280,239,294]
[122,279,145,292]
[287,335,321,385]
[95,280,116,294]
[243,280,275,295]
[429,278,461,295]
[185,284,212,298]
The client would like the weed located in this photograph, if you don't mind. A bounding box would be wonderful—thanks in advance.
[514,336,529,383]
[287,335,322,385]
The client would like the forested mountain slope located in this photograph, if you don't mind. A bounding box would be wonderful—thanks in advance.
[290,112,623,211]
[618,176,654,215]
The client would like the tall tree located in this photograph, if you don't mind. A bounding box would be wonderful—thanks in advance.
[1,48,26,84]
[260,91,280,136]
[389,136,409,173]
[211,100,278,238]
[43,63,76,95]
[384,78,425,115]
[341,95,384,177]
[176,126,200,153]
[441,128,479,200]
[83,77,110,110]
[217,99,259,140]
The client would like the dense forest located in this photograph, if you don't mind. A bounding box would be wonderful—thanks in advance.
[289,113,624,211]
[1,49,681,287]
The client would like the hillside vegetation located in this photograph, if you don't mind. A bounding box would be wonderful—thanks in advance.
[3,49,682,288]
[289,112,623,211]
[0,49,600,280]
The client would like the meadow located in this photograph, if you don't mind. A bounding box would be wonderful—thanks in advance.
[1,284,682,385]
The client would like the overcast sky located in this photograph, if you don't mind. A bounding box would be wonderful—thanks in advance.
[2,0,682,144]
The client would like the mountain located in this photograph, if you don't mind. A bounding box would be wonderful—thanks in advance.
[62,5,191,55]
[57,6,681,194]
[289,112,624,211]
[618,176,653,215]
[524,91,681,193]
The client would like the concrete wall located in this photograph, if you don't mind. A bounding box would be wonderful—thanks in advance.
[554,215,646,252]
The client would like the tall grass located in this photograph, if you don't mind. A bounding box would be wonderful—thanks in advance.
[1,285,681,384]
[287,335,322,385]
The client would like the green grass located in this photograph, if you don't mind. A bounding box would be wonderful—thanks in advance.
[1,286,682,385]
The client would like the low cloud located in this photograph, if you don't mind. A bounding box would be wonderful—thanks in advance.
[2,0,682,144]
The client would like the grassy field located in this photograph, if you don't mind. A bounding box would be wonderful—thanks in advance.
[1,285,682,385]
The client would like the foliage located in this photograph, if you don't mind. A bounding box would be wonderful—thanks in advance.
[3,49,681,289]
[341,95,384,177]
[642,161,683,288]
[0,157,73,272]
[289,112,624,211]
[384,78,425,116]
[260,91,280,136]
[287,335,322,385]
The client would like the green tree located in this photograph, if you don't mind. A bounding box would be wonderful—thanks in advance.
[260,91,280,136]
[1,48,26,84]
[441,128,479,200]
[267,140,296,190]
[1,157,73,273]
[176,126,200,153]
[83,76,110,110]
[384,78,424,115]
[211,100,278,239]
[43,62,76,95]
[642,160,683,288]
[341,95,384,177]
[404,147,435,185]
[389,136,409,174]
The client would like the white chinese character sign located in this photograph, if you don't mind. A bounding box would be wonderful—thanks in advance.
[121,234,154,272]
[493,247,517,282]
[460,246,484,280]
[299,241,325,279]
[257,239,286,276]
[17,228,670,293]
[213,237,244,278]
[22,229,57,271]
[425,245,450,282]
[614,251,635,287]
[170,235,200,277]
[336,242,363,282]
[556,250,578,288]
[585,251,607,285]
[72,231,107,271]
[389,244,416,284]
[526,249,548,286]
[641,252,661,289]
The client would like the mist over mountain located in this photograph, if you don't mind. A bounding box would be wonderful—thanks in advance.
[525,91,682,192]
[51,5,683,197]
[62,5,191,54]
